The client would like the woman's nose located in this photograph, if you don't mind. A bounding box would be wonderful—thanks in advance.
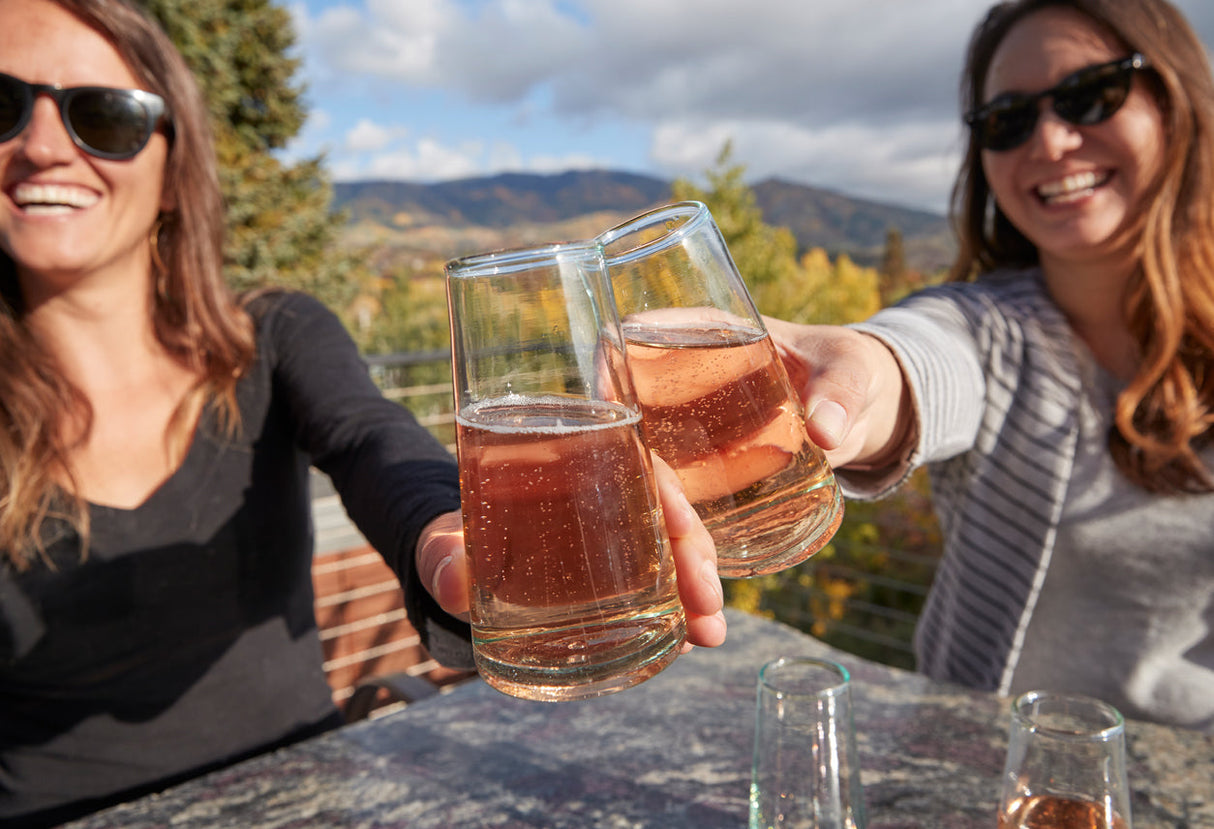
[11,95,80,165]
[1027,105,1084,160]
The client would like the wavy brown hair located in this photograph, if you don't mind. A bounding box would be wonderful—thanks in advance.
[0,0,255,569]
[950,0,1214,493]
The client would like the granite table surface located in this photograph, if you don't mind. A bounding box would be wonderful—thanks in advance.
[66,609,1212,829]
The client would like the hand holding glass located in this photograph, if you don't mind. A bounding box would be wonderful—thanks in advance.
[445,241,686,702]
[598,202,843,578]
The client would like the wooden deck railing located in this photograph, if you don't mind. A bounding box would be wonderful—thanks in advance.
[311,543,473,717]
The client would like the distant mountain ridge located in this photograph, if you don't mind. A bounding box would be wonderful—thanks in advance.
[335,170,670,228]
[332,169,954,272]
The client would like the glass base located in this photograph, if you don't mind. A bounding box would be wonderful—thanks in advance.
[473,607,686,702]
[714,477,844,579]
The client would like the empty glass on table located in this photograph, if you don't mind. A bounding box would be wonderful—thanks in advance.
[749,656,867,829]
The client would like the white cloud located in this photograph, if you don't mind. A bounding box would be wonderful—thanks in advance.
[326,156,362,182]
[304,108,331,133]
[297,0,976,119]
[521,152,608,175]
[356,138,484,180]
[290,0,1214,211]
[485,141,524,172]
[334,135,611,183]
[650,116,966,211]
[293,1,449,81]
[289,0,988,210]
[344,118,397,152]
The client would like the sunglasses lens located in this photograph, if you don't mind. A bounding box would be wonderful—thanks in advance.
[67,89,153,158]
[971,58,1142,152]
[0,74,28,141]
[977,102,1038,152]
[1054,68,1132,126]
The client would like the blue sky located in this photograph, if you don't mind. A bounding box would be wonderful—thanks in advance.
[283,0,1214,214]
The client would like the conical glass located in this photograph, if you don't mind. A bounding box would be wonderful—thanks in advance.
[749,657,867,829]
[599,201,843,578]
[998,690,1132,829]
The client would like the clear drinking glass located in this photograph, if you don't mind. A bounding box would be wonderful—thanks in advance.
[598,201,844,578]
[998,690,1133,829]
[750,657,867,829]
[445,241,686,702]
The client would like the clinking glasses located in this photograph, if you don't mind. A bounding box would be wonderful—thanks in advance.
[966,53,1148,152]
[0,71,172,161]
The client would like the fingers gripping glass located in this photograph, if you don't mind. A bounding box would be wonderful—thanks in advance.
[0,72,171,160]
[966,53,1148,152]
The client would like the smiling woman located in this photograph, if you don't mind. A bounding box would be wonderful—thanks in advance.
[0,2,728,824]
[763,0,1214,735]
[0,0,216,530]
[0,0,473,824]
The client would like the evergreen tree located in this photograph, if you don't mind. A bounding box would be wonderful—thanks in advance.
[877,225,932,305]
[672,143,882,325]
[878,226,906,304]
[670,143,800,300]
[143,0,363,309]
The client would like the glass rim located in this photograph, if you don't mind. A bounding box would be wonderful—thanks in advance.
[444,239,604,278]
[758,656,851,698]
[1011,689,1126,741]
[596,200,711,264]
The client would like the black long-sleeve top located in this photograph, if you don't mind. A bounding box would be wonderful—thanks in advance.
[0,291,470,827]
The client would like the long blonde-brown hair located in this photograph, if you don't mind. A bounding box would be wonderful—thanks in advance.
[0,0,256,569]
[951,0,1214,493]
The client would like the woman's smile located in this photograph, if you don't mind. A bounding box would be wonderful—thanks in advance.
[1034,169,1112,205]
[9,180,100,214]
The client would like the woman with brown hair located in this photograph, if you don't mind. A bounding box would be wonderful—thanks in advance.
[0,0,726,824]
[770,0,1214,730]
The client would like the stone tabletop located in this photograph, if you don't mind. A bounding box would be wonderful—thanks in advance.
[67,609,1212,828]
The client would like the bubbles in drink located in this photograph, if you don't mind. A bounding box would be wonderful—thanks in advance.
[623,318,843,578]
[457,395,685,701]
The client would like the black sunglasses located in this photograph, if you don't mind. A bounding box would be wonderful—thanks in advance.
[0,71,172,161]
[966,53,1148,152]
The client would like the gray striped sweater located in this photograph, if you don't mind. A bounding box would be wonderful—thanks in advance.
[844,268,1084,694]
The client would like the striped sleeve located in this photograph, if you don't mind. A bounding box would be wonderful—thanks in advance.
[843,272,1082,692]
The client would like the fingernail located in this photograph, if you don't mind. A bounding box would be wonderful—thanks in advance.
[808,400,847,445]
[431,555,453,598]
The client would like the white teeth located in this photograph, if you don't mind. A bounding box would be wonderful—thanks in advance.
[22,205,78,216]
[11,183,100,210]
[1037,171,1109,202]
